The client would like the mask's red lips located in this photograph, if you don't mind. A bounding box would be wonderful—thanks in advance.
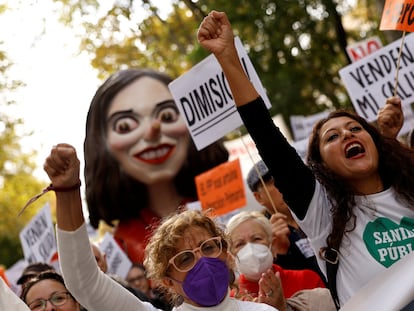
[135,144,175,164]
[344,141,365,158]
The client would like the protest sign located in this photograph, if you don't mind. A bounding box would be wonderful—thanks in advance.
[339,33,414,134]
[346,36,383,62]
[19,203,56,264]
[195,158,246,216]
[100,232,132,278]
[290,110,331,141]
[168,36,271,150]
[380,0,414,32]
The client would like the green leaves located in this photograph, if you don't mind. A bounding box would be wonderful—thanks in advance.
[52,0,387,131]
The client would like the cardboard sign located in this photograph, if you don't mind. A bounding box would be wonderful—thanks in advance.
[380,0,414,32]
[100,232,132,279]
[346,36,383,62]
[169,36,271,150]
[339,33,414,134]
[19,203,56,264]
[195,158,246,216]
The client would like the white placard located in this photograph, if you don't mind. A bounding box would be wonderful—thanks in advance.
[346,36,383,63]
[100,232,132,279]
[169,36,271,150]
[19,203,56,264]
[339,33,414,134]
[290,110,331,141]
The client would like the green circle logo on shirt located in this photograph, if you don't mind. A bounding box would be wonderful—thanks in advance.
[363,217,414,267]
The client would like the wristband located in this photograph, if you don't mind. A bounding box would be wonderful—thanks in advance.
[46,181,82,192]
[18,180,81,216]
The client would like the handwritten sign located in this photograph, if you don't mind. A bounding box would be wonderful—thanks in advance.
[169,36,271,150]
[339,33,414,134]
[380,0,414,32]
[195,158,246,216]
[19,203,56,264]
[100,232,132,279]
[346,36,383,63]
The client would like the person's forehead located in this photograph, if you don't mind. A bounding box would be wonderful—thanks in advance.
[26,279,66,298]
[130,266,145,274]
[320,116,359,133]
[178,226,213,249]
[321,116,358,129]
[108,77,172,116]
[231,219,265,239]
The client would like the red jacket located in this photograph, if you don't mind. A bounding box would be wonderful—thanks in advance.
[114,208,161,263]
[233,263,326,298]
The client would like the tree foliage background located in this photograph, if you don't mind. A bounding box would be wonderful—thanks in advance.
[0,3,51,268]
[52,0,399,133]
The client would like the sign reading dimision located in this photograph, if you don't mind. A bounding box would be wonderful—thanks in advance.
[169,36,271,150]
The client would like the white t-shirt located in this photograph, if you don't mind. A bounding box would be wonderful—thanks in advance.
[296,182,414,305]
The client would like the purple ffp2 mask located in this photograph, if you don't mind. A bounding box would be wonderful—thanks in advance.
[182,257,229,306]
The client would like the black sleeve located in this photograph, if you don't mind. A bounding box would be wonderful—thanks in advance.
[238,97,316,220]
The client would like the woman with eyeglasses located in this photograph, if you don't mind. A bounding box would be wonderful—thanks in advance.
[43,144,278,310]
[20,270,83,311]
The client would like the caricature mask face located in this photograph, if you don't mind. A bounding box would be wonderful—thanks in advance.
[106,77,190,184]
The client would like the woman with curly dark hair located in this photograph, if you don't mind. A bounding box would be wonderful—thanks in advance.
[84,68,228,263]
[197,10,414,308]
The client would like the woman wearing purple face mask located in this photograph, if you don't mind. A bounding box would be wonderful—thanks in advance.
[44,144,278,311]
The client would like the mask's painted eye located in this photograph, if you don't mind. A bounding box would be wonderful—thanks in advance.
[157,106,179,123]
[112,116,139,134]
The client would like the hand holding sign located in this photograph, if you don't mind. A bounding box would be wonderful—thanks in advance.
[380,0,414,99]
[377,96,404,138]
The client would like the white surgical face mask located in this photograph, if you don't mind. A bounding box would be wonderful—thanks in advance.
[236,242,274,281]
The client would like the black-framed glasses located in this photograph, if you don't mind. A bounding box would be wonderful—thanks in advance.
[168,236,222,272]
[27,291,71,311]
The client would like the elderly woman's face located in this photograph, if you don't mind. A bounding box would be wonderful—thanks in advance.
[106,76,190,184]
[229,219,270,255]
[318,116,379,184]
[25,279,80,311]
